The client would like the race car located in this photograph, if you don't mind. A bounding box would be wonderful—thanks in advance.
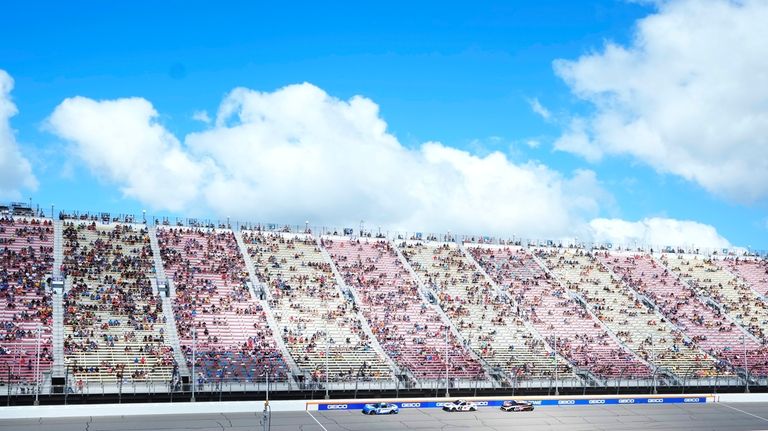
[500,400,534,412]
[361,402,399,415]
[442,399,478,412]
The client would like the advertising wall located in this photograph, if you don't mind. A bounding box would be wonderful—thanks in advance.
[309,395,712,411]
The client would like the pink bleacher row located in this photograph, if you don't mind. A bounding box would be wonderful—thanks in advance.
[324,239,483,379]
[157,228,287,382]
[469,246,651,378]
[719,259,768,297]
[0,218,54,383]
[597,252,768,375]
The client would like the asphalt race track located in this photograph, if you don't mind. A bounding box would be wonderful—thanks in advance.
[3,403,768,431]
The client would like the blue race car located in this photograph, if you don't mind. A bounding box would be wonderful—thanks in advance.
[362,402,399,415]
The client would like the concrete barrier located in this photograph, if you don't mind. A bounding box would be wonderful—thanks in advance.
[0,400,306,419]
[717,393,768,403]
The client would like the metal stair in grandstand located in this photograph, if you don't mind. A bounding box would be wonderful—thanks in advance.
[315,236,403,383]
[233,231,273,301]
[148,225,168,279]
[234,230,303,380]
[390,239,499,386]
[52,219,63,278]
[161,296,191,379]
[529,251,659,378]
[458,242,594,386]
[51,290,65,380]
[149,277,159,296]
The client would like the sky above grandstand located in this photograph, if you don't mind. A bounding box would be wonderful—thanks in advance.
[0,0,766,250]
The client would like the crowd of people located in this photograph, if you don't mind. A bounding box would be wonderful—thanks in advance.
[243,231,391,382]
[62,222,176,383]
[470,246,653,378]
[0,217,54,383]
[6,215,768,388]
[158,227,287,384]
[401,242,569,380]
[537,248,723,378]
[598,251,767,376]
[667,256,768,340]
[324,238,484,380]
[720,258,768,296]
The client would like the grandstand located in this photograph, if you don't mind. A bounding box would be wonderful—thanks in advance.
[468,245,652,383]
[241,230,392,388]
[157,227,288,392]
[323,237,483,384]
[62,221,174,390]
[537,248,723,382]
[398,240,576,387]
[0,217,54,392]
[0,207,766,403]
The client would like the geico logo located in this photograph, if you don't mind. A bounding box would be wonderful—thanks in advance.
[588,399,605,404]
[476,402,489,406]
[618,399,635,404]
[327,404,348,409]
[558,400,575,405]
[400,403,421,408]
[683,398,700,403]
[647,399,664,403]
[436,402,447,407]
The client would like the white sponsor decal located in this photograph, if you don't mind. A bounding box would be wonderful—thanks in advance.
[558,400,576,405]
[400,403,421,408]
[327,404,348,409]
[683,398,700,403]
[588,399,606,404]
[618,399,635,404]
[648,399,664,403]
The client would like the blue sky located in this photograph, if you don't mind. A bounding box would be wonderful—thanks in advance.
[1,1,766,249]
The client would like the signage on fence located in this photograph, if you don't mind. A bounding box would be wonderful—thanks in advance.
[314,396,707,411]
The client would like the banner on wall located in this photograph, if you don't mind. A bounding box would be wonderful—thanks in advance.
[314,396,708,411]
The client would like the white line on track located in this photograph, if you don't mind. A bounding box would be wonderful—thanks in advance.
[306,410,329,431]
[720,403,768,423]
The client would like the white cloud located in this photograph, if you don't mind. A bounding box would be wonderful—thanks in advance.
[47,83,610,239]
[528,97,551,120]
[524,139,541,149]
[192,110,211,124]
[553,0,768,203]
[589,217,731,249]
[0,70,37,199]
[47,83,737,247]
[48,97,205,211]
[553,118,602,162]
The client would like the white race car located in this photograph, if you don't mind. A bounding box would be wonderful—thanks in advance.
[361,402,399,415]
[442,399,478,412]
